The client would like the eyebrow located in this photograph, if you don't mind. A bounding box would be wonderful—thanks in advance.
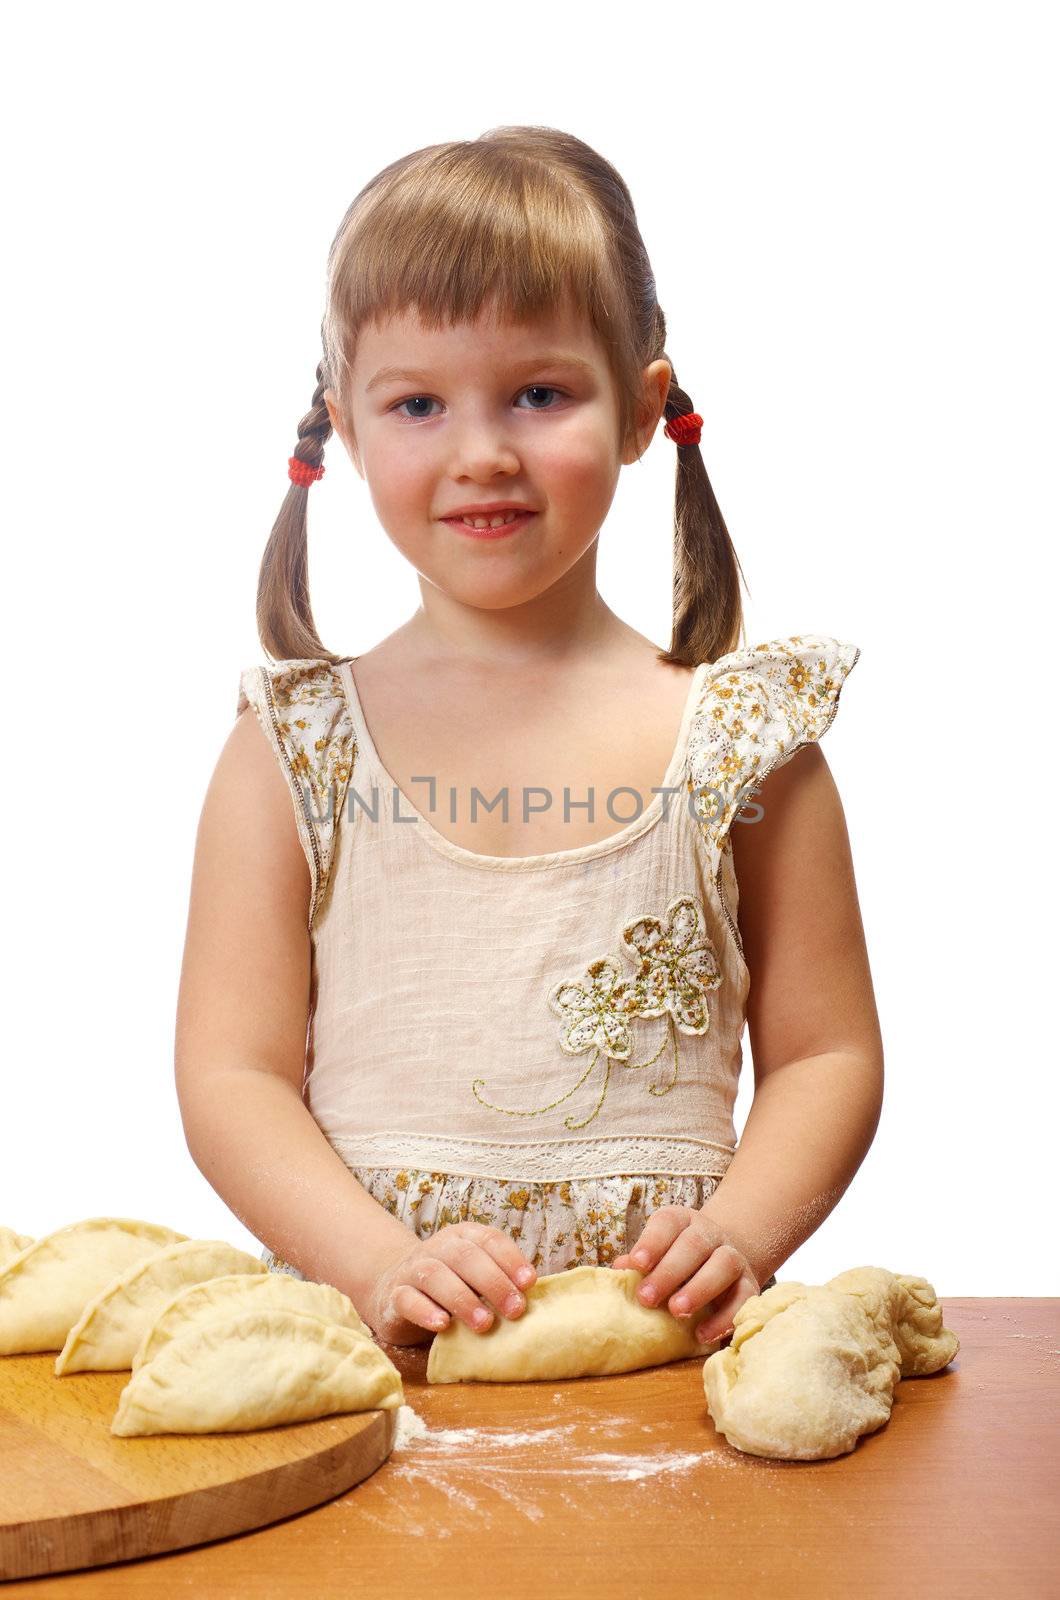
[365,353,596,393]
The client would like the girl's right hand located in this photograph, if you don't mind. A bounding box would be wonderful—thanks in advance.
[367,1221,538,1347]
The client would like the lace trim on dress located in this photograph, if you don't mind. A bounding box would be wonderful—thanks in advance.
[236,657,357,927]
[686,633,860,866]
[323,1130,737,1182]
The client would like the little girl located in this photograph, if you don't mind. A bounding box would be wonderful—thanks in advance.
[175,125,883,1353]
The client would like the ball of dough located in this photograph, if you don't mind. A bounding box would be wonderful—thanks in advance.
[702,1266,960,1460]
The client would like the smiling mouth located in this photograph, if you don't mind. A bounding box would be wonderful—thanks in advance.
[442,510,536,538]
[449,510,527,527]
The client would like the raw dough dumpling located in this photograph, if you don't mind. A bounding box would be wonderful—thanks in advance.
[55,1240,268,1373]
[0,1218,188,1355]
[427,1265,720,1384]
[132,1269,371,1372]
[111,1307,404,1435]
[0,1227,34,1270]
[702,1266,960,1461]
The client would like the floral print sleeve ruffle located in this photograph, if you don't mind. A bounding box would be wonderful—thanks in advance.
[236,657,356,928]
[687,633,860,869]
[259,1167,776,1292]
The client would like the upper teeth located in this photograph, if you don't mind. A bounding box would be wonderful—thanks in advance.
[460,511,521,528]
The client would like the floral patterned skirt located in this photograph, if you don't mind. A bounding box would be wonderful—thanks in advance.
[260,1165,778,1292]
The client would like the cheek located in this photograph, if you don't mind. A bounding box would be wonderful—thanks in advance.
[533,421,619,508]
[359,436,439,568]
[367,435,431,504]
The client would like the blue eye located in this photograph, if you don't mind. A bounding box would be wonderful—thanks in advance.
[389,385,566,422]
[517,385,564,410]
[392,396,440,420]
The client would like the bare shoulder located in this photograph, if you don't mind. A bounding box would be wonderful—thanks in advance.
[175,709,312,1103]
[212,707,313,915]
[637,654,697,713]
[729,744,850,940]
[610,648,698,737]
[729,745,882,1076]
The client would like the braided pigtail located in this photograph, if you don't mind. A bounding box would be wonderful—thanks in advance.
[657,373,750,668]
[256,358,347,666]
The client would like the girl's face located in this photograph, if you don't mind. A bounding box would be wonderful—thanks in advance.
[325,298,670,616]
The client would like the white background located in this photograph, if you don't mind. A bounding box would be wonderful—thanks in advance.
[2,2,1055,1295]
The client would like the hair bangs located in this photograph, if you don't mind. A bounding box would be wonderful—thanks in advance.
[323,144,631,412]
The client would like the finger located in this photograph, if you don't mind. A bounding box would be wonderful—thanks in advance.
[640,1222,739,1312]
[692,1273,753,1344]
[437,1236,531,1328]
[394,1251,493,1333]
[457,1223,537,1297]
[392,1283,452,1333]
[487,1233,538,1293]
[664,1245,746,1318]
[623,1207,692,1278]
[637,1221,731,1310]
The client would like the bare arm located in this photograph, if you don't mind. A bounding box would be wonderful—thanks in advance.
[701,744,885,1286]
[174,706,419,1333]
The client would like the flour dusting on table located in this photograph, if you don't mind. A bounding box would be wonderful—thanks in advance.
[342,1403,769,1532]
[387,1405,745,1477]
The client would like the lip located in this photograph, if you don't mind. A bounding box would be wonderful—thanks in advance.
[441,511,537,540]
[441,502,536,517]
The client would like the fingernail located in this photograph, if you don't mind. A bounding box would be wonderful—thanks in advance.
[632,1250,650,1267]
[639,1284,658,1304]
[671,1295,691,1313]
[472,1308,491,1327]
[516,1267,534,1286]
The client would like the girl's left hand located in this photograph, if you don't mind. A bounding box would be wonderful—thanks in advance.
[611,1205,762,1345]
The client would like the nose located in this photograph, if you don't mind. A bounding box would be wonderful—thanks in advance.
[447,418,521,481]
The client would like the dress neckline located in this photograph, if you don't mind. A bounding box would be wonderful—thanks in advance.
[335,658,709,874]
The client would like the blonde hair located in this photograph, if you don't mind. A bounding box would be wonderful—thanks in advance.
[257,125,748,668]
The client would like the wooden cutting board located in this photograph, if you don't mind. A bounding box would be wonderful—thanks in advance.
[0,1351,398,1581]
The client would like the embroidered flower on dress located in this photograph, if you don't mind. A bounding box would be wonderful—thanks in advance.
[548,955,642,1062]
[472,893,722,1133]
[619,894,722,1034]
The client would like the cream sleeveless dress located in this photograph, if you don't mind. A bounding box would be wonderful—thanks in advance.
[235,633,859,1288]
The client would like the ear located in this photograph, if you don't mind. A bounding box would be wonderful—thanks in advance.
[324,387,364,478]
[622,358,673,465]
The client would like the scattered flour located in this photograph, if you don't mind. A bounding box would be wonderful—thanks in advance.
[391,1404,430,1451]
[343,1404,782,1531]
[1006,1331,1060,1355]
[386,1404,746,1482]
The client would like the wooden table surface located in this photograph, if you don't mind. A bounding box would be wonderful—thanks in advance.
[5,1298,1057,1598]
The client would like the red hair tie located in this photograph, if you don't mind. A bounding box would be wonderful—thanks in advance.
[288,456,326,488]
[663,411,703,447]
